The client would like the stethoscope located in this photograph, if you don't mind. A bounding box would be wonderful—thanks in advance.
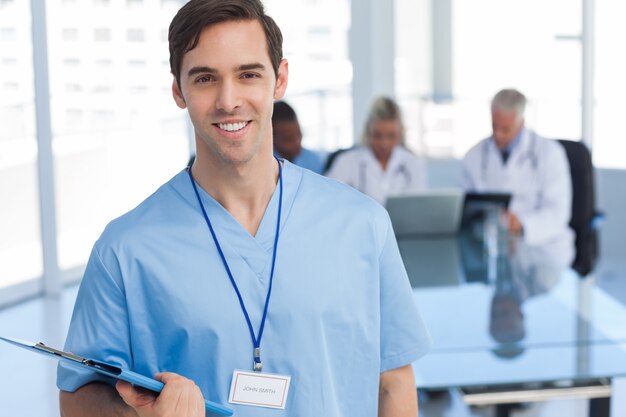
[480,129,539,183]
[357,160,411,194]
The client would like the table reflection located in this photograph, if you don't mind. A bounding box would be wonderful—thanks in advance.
[488,240,563,356]
[400,215,626,396]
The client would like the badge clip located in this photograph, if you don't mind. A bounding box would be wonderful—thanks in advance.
[253,347,262,372]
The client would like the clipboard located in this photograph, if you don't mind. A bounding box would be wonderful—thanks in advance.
[0,336,233,416]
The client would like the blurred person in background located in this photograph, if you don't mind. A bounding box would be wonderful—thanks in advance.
[272,100,324,174]
[326,96,428,205]
[462,88,574,267]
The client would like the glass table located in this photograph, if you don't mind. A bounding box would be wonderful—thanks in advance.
[400,224,626,417]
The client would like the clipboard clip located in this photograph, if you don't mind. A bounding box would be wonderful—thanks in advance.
[35,342,121,375]
[35,342,84,363]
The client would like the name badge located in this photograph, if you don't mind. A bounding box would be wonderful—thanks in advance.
[228,370,291,409]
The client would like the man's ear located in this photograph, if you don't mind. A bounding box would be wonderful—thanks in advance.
[172,77,187,109]
[273,59,289,100]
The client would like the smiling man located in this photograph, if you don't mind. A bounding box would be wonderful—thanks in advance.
[57,1,431,417]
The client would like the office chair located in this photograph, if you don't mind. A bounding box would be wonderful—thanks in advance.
[558,139,603,276]
[323,146,354,174]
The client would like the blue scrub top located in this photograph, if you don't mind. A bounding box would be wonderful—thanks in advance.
[293,148,324,174]
[277,147,324,174]
[57,161,431,416]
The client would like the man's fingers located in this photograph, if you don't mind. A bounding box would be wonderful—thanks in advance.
[116,372,205,416]
[115,380,157,409]
[154,372,205,413]
[115,380,132,399]
[154,372,180,383]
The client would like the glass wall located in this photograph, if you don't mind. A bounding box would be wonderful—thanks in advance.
[1,0,353,306]
[265,0,353,153]
[46,0,190,272]
[397,0,583,159]
[0,0,43,290]
[595,1,626,169]
[395,0,432,156]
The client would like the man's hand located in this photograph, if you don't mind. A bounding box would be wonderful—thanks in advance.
[116,372,205,417]
[59,372,206,417]
[505,211,523,235]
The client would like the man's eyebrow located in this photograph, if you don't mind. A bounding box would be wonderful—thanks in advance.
[187,66,217,78]
[238,63,267,72]
[186,63,267,78]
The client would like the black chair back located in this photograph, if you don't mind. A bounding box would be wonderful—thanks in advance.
[558,139,599,276]
[323,147,354,174]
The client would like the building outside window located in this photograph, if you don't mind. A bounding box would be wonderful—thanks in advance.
[0,0,42,294]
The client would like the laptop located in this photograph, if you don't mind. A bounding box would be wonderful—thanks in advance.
[385,190,464,237]
[461,192,512,227]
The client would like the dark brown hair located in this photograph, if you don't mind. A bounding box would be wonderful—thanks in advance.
[168,0,283,88]
[272,100,298,125]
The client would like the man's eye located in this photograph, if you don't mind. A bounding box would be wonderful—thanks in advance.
[241,73,259,79]
[196,76,214,83]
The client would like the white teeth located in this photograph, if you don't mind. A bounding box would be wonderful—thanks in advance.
[218,121,248,132]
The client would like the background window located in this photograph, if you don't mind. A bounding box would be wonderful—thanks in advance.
[61,27,78,41]
[0,27,17,41]
[94,27,111,42]
[594,1,626,169]
[265,0,353,153]
[396,0,582,159]
[0,0,42,291]
[46,0,190,273]
[126,28,145,42]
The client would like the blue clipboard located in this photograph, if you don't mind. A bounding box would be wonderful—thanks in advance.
[0,336,233,416]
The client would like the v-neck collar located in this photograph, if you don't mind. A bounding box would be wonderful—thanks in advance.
[171,160,302,279]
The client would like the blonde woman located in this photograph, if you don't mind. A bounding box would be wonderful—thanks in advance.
[327,96,427,205]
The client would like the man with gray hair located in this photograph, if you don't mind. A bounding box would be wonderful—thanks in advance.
[462,88,574,267]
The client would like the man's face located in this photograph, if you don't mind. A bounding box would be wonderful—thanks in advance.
[172,20,288,166]
[367,119,402,162]
[273,120,302,162]
[491,110,523,150]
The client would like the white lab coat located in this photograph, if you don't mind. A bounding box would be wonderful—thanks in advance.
[462,128,575,267]
[326,145,427,205]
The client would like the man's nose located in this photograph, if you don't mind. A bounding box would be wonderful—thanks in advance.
[215,80,242,113]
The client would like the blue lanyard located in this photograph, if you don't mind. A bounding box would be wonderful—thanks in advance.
[187,158,283,372]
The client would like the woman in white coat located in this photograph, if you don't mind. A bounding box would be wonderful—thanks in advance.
[326,97,427,205]
[462,89,575,267]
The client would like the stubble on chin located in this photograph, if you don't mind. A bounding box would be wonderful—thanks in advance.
[206,136,263,167]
